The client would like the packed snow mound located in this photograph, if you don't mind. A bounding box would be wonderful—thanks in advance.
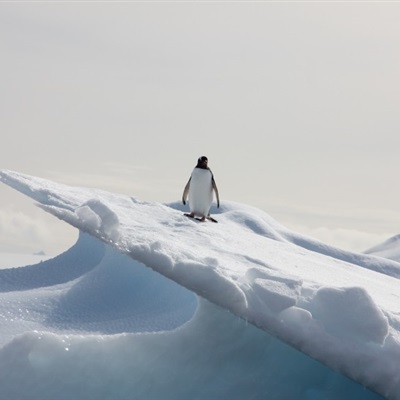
[1,170,400,399]
[308,286,388,344]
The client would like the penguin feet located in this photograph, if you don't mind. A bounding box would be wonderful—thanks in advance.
[184,213,205,222]
[183,213,218,223]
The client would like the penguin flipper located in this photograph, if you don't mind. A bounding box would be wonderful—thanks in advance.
[182,177,191,205]
[212,176,220,208]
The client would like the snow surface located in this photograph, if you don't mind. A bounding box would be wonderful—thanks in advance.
[1,170,400,399]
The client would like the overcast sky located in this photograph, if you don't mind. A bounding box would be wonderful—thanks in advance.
[1,1,400,255]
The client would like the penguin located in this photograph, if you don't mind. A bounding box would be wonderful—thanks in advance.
[182,156,220,222]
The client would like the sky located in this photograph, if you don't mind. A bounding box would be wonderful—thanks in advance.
[1,1,400,255]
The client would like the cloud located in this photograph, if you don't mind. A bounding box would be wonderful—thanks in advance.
[262,202,399,252]
[303,226,392,253]
[43,165,182,202]
[0,208,76,255]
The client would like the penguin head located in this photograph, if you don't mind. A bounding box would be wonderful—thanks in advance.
[197,156,208,169]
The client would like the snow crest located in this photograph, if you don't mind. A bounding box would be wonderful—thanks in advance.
[75,199,120,242]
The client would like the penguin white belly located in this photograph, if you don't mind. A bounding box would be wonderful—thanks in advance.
[189,168,213,217]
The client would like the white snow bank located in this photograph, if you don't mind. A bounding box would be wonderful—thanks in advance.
[1,170,400,399]
[240,267,302,315]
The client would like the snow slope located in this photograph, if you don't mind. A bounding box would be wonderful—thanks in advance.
[366,234,400,263]
[1,170,400,399]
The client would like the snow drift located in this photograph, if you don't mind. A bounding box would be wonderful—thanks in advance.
[1,169,400,399]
